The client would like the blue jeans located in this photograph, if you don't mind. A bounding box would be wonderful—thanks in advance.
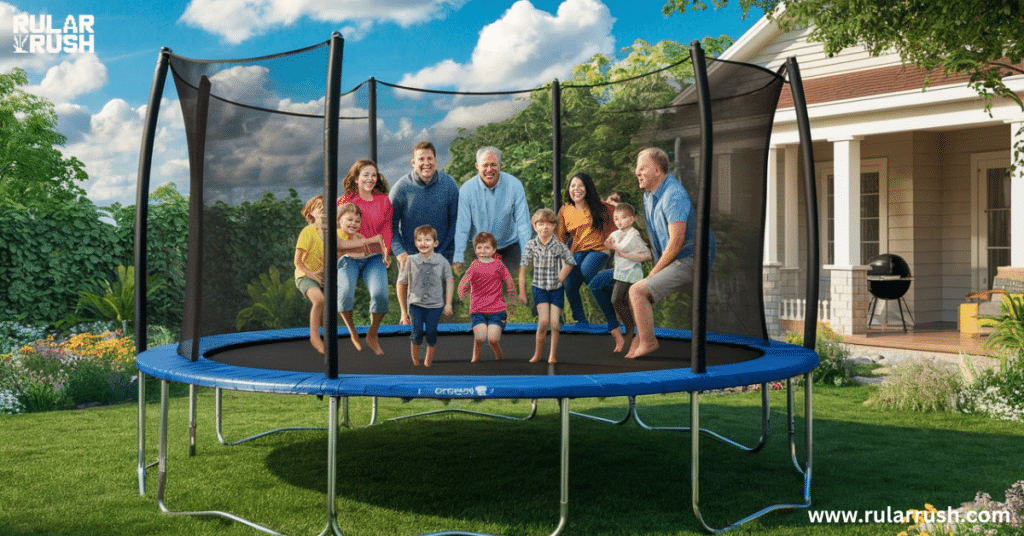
[337,254,389,314]
[588,268,620,331]
[409,304,443,346]
[564,251,616,327]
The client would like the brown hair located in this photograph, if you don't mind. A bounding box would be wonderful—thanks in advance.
[613,202,636,217]
[413,141,436,157]
[337,202,361,221]
[342,159,389,196]
[414,224,437,241]
[473,232,497,249]
[531,207,557,226]
[640,147,670,174]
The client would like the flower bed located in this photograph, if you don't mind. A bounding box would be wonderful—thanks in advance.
[0,330,137,414]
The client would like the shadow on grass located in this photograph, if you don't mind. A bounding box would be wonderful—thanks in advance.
[256,399,1023,534]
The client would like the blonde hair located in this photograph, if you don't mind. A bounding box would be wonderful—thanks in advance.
[613,202,636,217]
[337,202,361,222]
[531,207,557,226]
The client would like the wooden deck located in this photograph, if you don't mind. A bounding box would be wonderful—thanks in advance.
[840,322,998,357]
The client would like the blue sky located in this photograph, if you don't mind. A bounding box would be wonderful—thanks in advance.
[2,0,762,207]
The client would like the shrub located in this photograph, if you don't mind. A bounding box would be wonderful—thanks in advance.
[785,323,854,386]
[871,358,962,412]
[958,352,1024,423]
[980,293,1024,356]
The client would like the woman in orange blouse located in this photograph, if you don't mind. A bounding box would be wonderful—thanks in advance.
[557,172,622,348]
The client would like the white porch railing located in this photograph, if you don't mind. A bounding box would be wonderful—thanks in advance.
[779,298,830,323]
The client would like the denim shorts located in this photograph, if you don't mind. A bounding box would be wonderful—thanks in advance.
[470,311,507,328]
[531,286,565,309]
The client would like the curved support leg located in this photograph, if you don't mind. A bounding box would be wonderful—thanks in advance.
[215,387,327,446]
[633,385,770,453]
[691,375,813,533]
[138,371,157,495]
[570,396,635,425]
[156,380,288,535]
[384,398,539,424]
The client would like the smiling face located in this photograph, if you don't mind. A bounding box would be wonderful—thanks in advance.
[475,151,501,189]
[357,164,379,196]
[474,241,496,260]
[412,148,437,182]
[635,151,666,193]
[568,176,587,206]
[339,211,361,235]
[414,232,438,255]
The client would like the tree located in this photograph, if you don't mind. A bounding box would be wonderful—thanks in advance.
[0,68,88,207]
[663,0,1024,110]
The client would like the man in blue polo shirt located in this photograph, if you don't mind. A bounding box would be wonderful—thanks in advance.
[452,146,532,276]
[625,147,715,358]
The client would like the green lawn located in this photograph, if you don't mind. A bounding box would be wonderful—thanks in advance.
[1,383,1021,536]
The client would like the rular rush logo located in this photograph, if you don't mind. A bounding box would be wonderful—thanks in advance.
[12,14,94,54]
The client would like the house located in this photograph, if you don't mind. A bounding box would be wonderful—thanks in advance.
[717,12,1024,337]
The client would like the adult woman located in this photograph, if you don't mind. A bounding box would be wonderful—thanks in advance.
[556,172,622,348]
[337,159,392,355]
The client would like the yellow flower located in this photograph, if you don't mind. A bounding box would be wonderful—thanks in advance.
[925,503,937,513]
[897,531,909,536]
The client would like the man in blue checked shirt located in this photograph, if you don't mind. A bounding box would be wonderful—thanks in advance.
[452,146,533,277]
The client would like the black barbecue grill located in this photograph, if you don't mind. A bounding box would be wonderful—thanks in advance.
[867,253,914,331]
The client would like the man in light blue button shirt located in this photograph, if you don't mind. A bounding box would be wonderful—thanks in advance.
[625,147,715,358]
[452,146,533,277]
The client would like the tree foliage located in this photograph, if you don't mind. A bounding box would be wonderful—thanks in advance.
[664,0,1024,110]
[0,68,89,207]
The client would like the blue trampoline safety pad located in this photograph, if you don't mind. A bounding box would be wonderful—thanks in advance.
[136,325,819,399]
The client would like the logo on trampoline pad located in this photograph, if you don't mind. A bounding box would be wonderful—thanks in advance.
[431,385,491,397]
[12,14,94,54]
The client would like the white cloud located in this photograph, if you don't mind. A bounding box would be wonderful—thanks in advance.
[0,2,62,73]
[399,0,615,92]
[26,54,108,104]
[179,0,468,44]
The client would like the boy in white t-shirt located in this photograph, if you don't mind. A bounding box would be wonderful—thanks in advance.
[604,202,652,353]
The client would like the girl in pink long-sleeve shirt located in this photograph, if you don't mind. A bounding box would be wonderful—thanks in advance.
[457,232,516,362]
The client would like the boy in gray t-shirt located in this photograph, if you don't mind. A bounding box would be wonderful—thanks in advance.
[398,225,454,367]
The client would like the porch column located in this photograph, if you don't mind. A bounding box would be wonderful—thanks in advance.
[764,146,782,338]
[780,145,801,331]
[827,137,868,335]
[1011,121,1024,266]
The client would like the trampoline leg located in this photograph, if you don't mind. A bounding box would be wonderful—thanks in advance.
[318,396,344,536]
[552,397,570,536]
[138,371,149,496]
[215,387,327,446]
[570,395,635,425]
[155,380,289,535]
[189,384,197,457]
[691,376,813,533]
[633,386,770,453]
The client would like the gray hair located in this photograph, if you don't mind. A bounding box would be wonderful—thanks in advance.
[476,146,502,164]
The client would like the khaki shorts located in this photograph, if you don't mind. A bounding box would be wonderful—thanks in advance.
[645,257,694,303]
[295,276,322,299]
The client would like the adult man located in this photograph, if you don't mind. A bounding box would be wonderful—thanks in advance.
[625,147,715,359]
[453,146,532,276]
[390,141,460,265]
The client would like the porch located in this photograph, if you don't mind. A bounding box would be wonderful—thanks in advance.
[841,321,998,359]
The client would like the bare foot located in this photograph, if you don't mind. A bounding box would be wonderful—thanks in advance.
[349,334,362,352]
[547,356,557,364]
[470,353,481,363]
[611,330,625,352]
[625,339,659,359]
[529,354,542,363]
[624,335,640,358]
[411,357,420,366]
[424,347,435,367]
[366,334,384,355]
[492,344,503,360]
[310,335,325,354]
[621,333,634,355]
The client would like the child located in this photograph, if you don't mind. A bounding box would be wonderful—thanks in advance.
[605,202,652,354]
[457,232,516,363]
[294,195,329,353]
[398,225,454,366]
[336,202,388,352]
[518,208,576,364]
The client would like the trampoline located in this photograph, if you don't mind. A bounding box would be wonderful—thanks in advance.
[134,35,822,535]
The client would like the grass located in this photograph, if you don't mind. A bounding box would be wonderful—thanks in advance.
[1,383,1022,536]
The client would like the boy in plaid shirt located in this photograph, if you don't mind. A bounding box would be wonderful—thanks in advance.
[518,208,576,364]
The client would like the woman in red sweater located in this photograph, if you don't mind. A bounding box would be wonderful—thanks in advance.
[337,159,392,355]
